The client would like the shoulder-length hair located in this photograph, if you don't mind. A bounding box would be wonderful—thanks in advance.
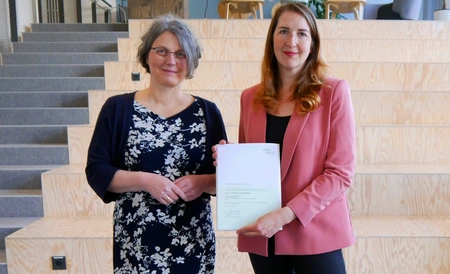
[255,3,328,114]
[137,14,202,79]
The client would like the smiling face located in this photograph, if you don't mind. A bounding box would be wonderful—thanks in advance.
[147,31,187,89]
[273,10,312,77]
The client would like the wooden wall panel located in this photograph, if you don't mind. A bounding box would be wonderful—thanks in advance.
[88,90,242,126]
[349,174,450,216]
[118,38,450,63]
[67,124,238,164]
[6,218,113,274]
[6,217,450,274]
[87,90,450,126]
[356,126,450,164]
[128,19,450,40]
[67,125,94,165]
[104,61,450,92]
[67,124,450,165]
[351,91,450,125]
[39,165,450,218]
[346,238,450,274]
[42,166,115,217]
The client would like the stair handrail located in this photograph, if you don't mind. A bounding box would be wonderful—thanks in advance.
[91,0,127,23]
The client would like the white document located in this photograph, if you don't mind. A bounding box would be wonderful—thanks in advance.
[216,143,282,231]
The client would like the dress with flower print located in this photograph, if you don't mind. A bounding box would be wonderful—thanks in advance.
[113,99,215,274]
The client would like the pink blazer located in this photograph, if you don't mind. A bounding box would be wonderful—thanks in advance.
[237,77,356,256]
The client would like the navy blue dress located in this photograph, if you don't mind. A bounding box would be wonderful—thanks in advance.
[113,99,215,274]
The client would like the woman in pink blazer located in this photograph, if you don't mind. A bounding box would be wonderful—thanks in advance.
[220,3,356,273]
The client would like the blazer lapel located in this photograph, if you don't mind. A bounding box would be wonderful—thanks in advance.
[281,111,310,182]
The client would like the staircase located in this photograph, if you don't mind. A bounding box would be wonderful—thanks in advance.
[0,22,128,274]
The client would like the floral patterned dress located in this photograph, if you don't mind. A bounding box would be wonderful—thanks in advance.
[113,99,215,274]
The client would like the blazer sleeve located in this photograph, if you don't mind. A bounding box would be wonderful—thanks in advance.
[85,97,121,203]
[289,79,356,226]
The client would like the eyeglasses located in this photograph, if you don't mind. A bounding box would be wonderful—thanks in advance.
[151,47,187,63]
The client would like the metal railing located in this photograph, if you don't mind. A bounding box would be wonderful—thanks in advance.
[91,0,128,23]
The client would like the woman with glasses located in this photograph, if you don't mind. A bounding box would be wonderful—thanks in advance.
[86,14,227,274]
[214,3,355,274]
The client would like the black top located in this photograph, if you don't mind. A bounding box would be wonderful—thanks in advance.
[266,113,291,158]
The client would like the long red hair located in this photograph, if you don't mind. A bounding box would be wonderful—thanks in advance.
[254,3,328,114]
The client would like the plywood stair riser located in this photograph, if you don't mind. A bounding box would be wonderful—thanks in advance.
[87,90,450,126]
[67,124,450,165]
[104,61,450,91]
[42,165,450,218]
[6,217,450,274]
[127,19,450,40]
[118,38,450,63]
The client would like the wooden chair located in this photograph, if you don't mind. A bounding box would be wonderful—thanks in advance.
[218,0,265,19]
[271,0,308,17]
[324,0,366,19]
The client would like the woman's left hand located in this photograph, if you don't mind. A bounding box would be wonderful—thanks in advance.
[174,174,214,201]
[236,207,296,238]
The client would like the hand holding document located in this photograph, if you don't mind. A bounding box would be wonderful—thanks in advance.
[216,143,282,231]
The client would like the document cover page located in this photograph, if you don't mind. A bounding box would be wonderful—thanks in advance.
[216,143,282,230]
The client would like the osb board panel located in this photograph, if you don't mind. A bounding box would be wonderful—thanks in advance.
[118,38,450,63]
[128,0,184,19]
[104,61,450,92]
[128,19,450,40]
[348,174,450,216]
[41,165,450,218]
[42,171,114,217]
[67,125,238,165]
[87,90,450,126]
[68,124,450,165]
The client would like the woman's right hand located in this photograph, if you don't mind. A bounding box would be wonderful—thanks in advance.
[212,139,228,166]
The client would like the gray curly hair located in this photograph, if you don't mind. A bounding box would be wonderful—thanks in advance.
[137,14,202,79]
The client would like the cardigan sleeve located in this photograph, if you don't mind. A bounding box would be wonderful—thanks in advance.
[199,98,228,175]
[85,96,122,203]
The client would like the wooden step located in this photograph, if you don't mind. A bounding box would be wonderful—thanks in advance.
[5,217,113,274]
[118,37,450,63]
[87,90,450,126]
[128,19,450,40]
[104,61,450,92]
[41,164,450,218]
[67,123,450,165]
[67,125,237,165]
[6,216,449,273]
[41,165,114,217]
[346,216,450,274]
[355,125,450,164]
[350,164,450,216]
